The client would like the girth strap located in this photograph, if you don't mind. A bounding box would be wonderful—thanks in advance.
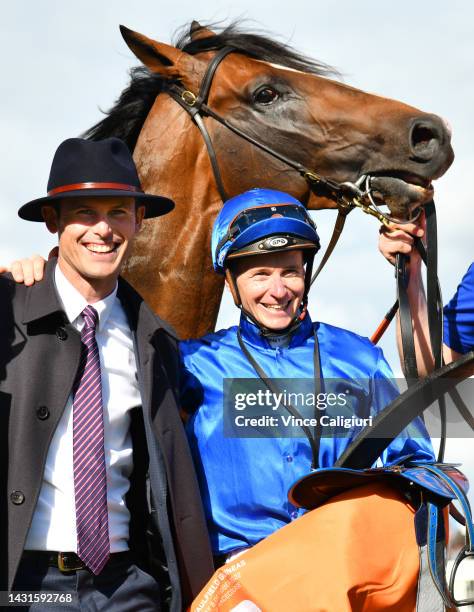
[415,503,445,612]
[424,465,474,607]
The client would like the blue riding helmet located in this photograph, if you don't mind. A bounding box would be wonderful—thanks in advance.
[212,188,320,274]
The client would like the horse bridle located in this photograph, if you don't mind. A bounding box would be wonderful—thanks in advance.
[166,48,344,201]
[165,46,473,458]
[164,47,406,221]
[164,46,422,282]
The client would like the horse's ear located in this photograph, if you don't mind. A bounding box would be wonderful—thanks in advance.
[190,21,216,40]
[120,25,184,76]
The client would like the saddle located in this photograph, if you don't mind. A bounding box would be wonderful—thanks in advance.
[290,462,473,610]
[289,353,474,610]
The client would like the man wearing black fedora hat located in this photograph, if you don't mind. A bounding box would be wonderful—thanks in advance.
[0,137,213,610]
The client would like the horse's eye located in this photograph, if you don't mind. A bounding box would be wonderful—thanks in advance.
[253,86,279,105]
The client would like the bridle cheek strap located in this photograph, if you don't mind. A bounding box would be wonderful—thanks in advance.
[165,47,344,204]
[164,47,383,285]
[166,46,235,202]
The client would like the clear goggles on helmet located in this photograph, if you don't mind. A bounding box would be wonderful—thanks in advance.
[226,203,317,240]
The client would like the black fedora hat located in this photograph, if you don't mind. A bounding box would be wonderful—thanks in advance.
[18,137,175,221]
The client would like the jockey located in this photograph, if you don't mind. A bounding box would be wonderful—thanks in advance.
[179,187,434,561]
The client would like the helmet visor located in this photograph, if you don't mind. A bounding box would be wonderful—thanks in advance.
[229,204,316,238]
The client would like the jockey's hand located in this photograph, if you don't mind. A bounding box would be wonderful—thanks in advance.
[2,247,57,285]
[378,213,425,267]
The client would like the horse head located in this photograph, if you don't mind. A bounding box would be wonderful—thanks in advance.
[86,22,454,337]
[120,22,453,220]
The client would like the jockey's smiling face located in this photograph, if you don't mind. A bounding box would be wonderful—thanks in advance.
[232,250,305,331]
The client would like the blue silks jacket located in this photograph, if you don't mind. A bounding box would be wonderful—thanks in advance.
[180,313,434,556]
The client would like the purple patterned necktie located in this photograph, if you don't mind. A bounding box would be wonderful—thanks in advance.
[73,305,110,574]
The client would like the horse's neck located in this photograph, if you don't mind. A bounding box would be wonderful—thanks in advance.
[124,95,225,339]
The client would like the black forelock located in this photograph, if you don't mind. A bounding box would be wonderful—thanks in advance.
[176,21,338,77]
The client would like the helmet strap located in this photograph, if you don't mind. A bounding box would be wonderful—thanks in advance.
[302,251,316,306]
[225,268,241,307]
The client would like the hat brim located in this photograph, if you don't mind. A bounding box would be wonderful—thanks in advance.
[18,189,175,221]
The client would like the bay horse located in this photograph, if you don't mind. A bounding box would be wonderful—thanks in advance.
[85,21,453,339]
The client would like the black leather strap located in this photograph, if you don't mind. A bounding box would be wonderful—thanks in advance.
[196,47,235,111]
[200,103,341,194]
[237,327,322,469]
[21,550,132,571]
[423,202,447,462]
[165,47,235,201]
[193,112,230,201]
[310,207,353,285]
[424,203,443,368]
[386,202,450,462]
[165,47,345,203]
[396,252,419,381]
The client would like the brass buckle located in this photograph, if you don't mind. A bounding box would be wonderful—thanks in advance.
[57,552,86,572]
[303,171,322,184]
[181,90,197,106]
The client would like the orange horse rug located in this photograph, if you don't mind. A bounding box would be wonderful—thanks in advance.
[190,483,421,612]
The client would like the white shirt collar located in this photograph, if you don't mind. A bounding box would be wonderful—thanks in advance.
[54,263,118,331]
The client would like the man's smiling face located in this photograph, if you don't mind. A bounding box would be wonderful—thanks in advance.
[232,250,305,331]
[42,196,144,297]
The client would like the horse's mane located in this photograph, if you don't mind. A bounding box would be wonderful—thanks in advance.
[83,21,339,151]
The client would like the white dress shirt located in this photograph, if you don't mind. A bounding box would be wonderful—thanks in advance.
[26,264,142,552]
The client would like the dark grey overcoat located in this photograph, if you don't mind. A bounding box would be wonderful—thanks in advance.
[0,260,213,611]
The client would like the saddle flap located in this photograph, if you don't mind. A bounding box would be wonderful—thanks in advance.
[288,464,468,510]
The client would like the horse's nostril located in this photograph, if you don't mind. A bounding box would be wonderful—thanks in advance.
[409,120,442,162]
[412,125,436,146]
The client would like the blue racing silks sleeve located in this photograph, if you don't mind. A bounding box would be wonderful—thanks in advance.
[443,263,474,354]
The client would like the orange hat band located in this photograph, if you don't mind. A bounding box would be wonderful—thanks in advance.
[48,182,142,196]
